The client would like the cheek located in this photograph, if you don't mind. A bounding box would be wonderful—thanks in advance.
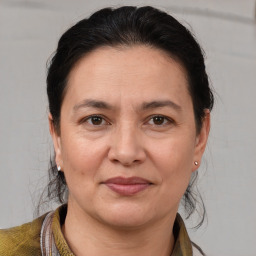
[149,136,195,193]
[60,132,109,189]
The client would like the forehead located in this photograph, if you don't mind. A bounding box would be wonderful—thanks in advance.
[64,45,191,108]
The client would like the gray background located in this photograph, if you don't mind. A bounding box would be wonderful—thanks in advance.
[0,1,256,256]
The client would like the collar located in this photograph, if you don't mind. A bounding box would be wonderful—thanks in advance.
[51,204,192,256]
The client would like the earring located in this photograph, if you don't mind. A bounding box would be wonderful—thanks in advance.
[194,161,199,166]
[57,165,61,171]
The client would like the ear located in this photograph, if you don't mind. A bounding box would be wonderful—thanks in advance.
[192,110,211,172]
[48,113,63,168]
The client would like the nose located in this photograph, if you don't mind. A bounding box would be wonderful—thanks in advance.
[108,123,146,166]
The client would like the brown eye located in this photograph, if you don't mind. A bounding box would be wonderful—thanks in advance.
[148,115,171,126]
[152,116,165,125]
[85,115,108,126]
[91,116,103,125]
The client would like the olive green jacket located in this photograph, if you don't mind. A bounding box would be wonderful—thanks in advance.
[0,205,199,256]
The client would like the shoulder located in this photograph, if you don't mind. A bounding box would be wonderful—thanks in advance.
[0,213,47,256]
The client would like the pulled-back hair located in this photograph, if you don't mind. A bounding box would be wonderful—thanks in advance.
[44,6,214,227]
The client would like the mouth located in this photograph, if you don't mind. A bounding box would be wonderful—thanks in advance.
[102,176,153,196]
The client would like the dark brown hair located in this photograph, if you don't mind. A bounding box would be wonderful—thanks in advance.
[44,6,214,228]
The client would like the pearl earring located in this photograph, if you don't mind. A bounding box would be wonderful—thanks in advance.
[57,165,61,171]
[194,161,199,166]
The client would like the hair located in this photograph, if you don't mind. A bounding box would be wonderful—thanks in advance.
[44,6,214,228]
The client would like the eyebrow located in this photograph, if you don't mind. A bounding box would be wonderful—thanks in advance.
[141,100,182,111]
[73,99,182,112]
[73,99,113,112]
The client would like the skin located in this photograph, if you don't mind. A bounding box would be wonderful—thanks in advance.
[49,45,210,256]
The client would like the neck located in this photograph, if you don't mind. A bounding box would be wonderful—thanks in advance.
[62,201,176,256]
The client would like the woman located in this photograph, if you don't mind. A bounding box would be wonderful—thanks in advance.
[0,6,213,256]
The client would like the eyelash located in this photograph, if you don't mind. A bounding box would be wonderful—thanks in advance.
[81,115,110,126]
[80,114,174,127]
[147,115,174,126]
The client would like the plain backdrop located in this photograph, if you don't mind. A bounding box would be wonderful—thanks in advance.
[0,1,255,256]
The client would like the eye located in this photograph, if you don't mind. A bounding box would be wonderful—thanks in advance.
[148,115,172,126]
[82,115,109,126]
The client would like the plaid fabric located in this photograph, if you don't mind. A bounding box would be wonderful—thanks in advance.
[0,205,194,256]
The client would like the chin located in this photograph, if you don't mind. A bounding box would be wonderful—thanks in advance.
[95,203,153,229]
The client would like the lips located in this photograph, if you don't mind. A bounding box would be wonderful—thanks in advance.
[102,176,152,196]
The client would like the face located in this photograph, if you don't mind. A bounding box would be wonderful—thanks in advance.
[50,45,210,229]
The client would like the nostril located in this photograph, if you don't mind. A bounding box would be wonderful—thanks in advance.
[110,157,141,166]
[107,136,147,165]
